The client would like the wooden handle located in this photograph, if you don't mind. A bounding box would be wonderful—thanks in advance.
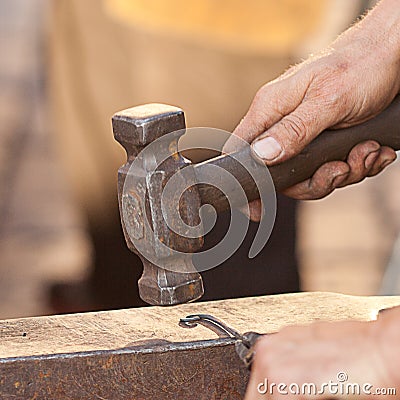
[195,96,400,211]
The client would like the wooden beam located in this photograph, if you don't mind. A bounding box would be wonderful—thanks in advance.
[1,292,400,399]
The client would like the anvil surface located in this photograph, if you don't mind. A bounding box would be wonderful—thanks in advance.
[1,292,400,399]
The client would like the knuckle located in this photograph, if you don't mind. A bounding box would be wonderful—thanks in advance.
[253,85,269,105]
[281,114,309,144]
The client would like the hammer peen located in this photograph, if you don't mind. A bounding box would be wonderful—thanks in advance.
[113,96,400,306]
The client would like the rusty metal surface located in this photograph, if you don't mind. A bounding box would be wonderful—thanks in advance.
[2,292,400,399]
[1,338,248,399]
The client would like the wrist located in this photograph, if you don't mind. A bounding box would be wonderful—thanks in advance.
[371,0,400,43]
[363,0,400,64]
[337,0,400,47]
[333,0,400,93]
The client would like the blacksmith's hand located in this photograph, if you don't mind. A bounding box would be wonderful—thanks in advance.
[245,306,400,399]
[224,0,399,221]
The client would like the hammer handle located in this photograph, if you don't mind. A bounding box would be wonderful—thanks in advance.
[195,95,400,211]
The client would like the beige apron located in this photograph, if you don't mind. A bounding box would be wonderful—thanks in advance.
[49,0,359,221]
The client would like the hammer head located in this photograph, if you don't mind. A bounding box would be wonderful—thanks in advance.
[112,104,204,306]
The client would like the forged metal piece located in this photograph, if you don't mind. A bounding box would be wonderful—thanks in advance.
[179,313,261,369]
[179,313,243,339]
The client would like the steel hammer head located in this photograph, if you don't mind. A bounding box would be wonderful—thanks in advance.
[112,104,204,306]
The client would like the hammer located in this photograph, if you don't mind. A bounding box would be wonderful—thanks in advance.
[113,97,400,306]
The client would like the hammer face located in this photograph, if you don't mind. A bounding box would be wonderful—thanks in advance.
[139,259,204,306]
[112,104,185,148]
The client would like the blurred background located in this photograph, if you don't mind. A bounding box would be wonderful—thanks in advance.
[1,0,399,319]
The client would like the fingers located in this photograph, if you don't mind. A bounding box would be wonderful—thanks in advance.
[335,140,380,188]
[283,141,396,200]
[366,146,397,177]
[241,142,396,211]
[251,100,337,164]
[336,142,396,187]
[283,161,350,200]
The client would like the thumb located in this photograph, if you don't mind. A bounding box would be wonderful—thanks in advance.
[223,76,308,154]
[251,100,336,165]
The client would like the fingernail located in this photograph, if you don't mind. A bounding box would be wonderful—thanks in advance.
[252,137,282,161]
[332,172,349,187]
[380,157,396,170]
[364,150,380,169]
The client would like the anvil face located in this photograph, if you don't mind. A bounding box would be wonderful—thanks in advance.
[1,292,397,399]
